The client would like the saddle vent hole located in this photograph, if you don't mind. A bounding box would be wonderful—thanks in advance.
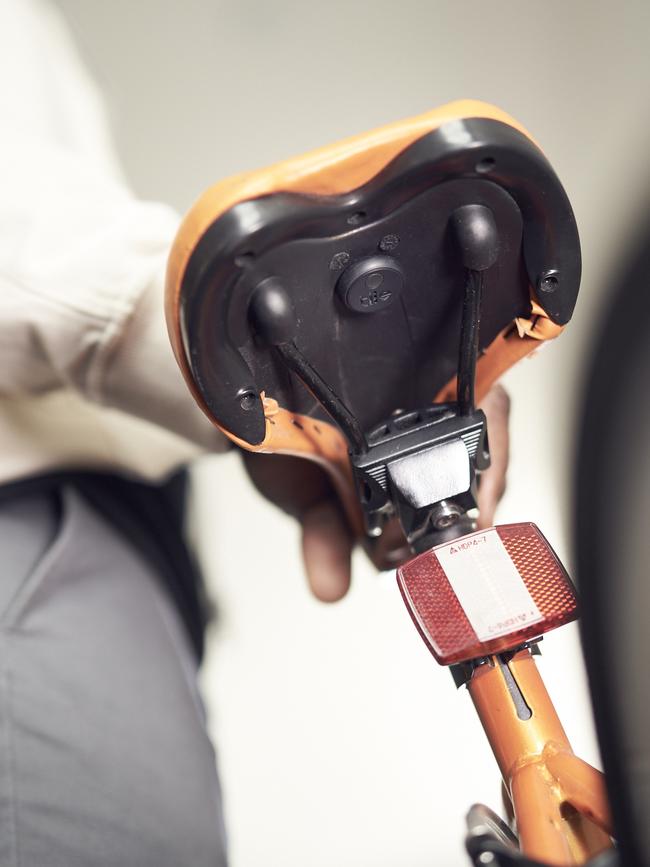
[347,211,367,226]
[475,157,496,174]
[235,251,255,267]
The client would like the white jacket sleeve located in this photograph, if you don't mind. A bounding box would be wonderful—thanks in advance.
[0,0,225,452]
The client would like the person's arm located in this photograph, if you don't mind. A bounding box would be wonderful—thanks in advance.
[0,0,225,452]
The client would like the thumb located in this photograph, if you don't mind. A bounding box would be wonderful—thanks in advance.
[477,384,510,529]
[301,500,353,602]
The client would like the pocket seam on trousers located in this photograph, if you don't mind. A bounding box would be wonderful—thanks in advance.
[0,488,73,631]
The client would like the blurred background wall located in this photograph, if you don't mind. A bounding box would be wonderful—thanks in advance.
[52,1,650,864]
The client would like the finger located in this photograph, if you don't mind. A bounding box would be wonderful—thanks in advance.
[242,451,331,518]
[364,517,412,572]
[477,384,511,529]
[301,500,353,602]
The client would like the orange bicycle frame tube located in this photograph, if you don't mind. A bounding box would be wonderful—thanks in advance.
[468,648,613,865]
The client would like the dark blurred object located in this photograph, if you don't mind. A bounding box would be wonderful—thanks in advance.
[576,217,650,866]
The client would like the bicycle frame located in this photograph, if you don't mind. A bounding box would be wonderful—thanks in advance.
[397,522,615,865]
[467,646,612,864]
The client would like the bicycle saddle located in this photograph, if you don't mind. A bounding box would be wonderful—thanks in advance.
[166,100,580,544]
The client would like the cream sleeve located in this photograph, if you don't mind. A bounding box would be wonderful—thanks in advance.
[0,0,225,453]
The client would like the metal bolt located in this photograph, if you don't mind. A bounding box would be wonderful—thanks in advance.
[239,392,257,411]
[329,251,351,272]
[431,500,462,530]
[537,269,560,294]
[379,234,399,252]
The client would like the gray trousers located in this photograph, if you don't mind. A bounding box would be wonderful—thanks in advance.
[0,487,227,866]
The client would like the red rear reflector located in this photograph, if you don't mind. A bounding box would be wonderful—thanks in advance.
[397,523,578,665]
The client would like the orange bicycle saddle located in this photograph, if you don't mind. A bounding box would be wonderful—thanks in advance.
[165,99,580,541]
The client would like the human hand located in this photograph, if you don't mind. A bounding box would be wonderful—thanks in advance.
[243,384,510,603]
